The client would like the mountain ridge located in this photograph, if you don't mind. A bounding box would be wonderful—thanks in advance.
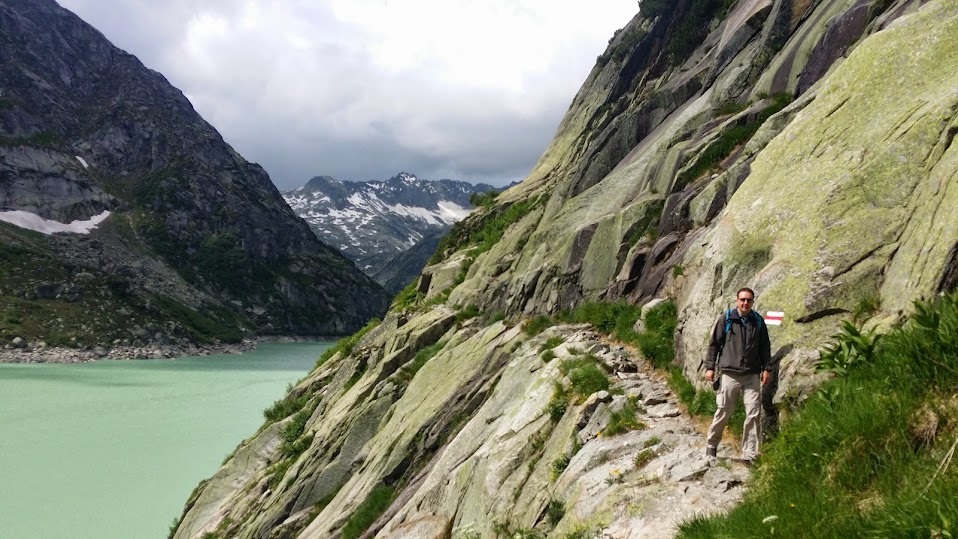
[0,0,389,354]
[283,172,498,281]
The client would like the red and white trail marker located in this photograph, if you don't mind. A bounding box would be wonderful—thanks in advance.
[766,311,784,326]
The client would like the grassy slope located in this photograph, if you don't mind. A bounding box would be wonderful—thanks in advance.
[679,292,958,538]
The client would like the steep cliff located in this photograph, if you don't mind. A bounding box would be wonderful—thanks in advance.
[0,0,389,351]
[174,0,958,537]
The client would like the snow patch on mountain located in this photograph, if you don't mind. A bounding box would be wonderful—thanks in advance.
[282,172,499,280]
[0,209,110,235]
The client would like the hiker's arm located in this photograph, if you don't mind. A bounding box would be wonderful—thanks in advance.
[760,324,773,371]
[705,315,723,371]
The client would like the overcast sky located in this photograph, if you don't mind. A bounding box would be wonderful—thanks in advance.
[57,0,638,189]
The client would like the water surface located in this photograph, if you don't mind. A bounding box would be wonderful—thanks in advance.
[0,342,329,539]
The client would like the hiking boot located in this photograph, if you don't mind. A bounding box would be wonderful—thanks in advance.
[705,446,717,458]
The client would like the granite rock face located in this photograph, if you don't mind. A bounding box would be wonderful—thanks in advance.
[174,0,958,537]
[0,0,389,348]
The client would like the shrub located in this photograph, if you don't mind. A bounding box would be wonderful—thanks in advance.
[560,302,644,347]
[540,349,557,362]
[263,389,310,423]
[469,190,499,208]
[547,498,566,526]
[551,453,571,481]
[634,449,655,468]
[816,320,881,376]
[548,383,570,422]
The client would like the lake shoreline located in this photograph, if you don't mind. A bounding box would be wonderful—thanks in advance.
[0,335,336,364]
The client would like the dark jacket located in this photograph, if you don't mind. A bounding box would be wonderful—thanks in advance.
[705,309,773,374]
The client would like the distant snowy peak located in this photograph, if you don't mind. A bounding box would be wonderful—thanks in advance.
[282,172,498,279]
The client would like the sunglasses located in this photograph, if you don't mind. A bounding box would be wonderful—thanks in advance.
[737,297,754,303]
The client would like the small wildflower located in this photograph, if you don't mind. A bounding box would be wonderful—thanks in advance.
[789,503,796,508]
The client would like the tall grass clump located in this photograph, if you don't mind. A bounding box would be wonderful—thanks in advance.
[678,292,958,538]
[523,315,555,336]
[636,301,678,368]
[341,485,396,539]
[559,302,643,344]
[560,355,610,401]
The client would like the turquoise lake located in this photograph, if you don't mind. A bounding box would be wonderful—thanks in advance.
[0,342,331,539]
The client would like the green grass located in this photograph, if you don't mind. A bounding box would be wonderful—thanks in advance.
[547,498,566,526]
[469,190,499,208]
[314,317,380,369]
[523,314,555,336]
[677,291,958,538]
[561,355,610,402]
[341,485,396,539]
[396,340,447,385]
[559,302,642,339]
[548,383,570,422]
[430,196,544,265]
[263,387,310,423]
[390,282,423,311]
[551,453,571,481]
[456,304,481,323]
[604,397,646,436]
[540,336,564,352]
[540,349,557,362]
[636,302,679,368]
[675,93,792,189]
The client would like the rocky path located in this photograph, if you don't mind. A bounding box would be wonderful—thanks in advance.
[540,326,751,538]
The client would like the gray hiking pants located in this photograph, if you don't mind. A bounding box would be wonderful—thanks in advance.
[706,371,762,459]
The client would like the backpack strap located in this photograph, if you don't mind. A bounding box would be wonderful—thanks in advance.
[724,309,764,335]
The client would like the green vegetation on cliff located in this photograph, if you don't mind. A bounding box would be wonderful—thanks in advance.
[429,195,544,265]
[680,292,958,538]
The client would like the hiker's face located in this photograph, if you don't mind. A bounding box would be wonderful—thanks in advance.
[736,293,754,315]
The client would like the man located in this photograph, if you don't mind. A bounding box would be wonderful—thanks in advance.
[704,287,774,462]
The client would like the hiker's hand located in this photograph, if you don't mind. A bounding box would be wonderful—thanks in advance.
[705,369,714,382]
[761,371,770,385]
